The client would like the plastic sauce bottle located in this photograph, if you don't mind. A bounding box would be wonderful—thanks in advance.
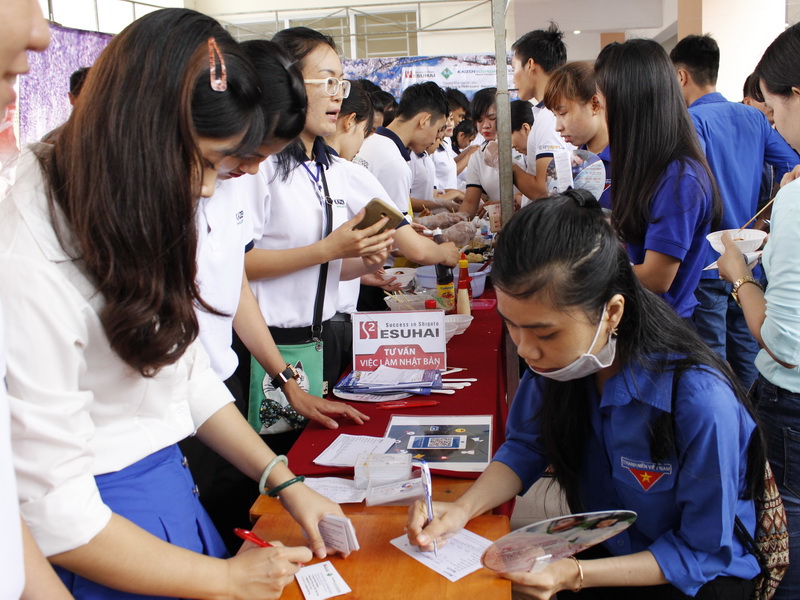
[457,253,473,305]
[432,228,455,313]
[456,278,471,316]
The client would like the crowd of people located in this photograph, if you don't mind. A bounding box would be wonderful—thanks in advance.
[2,3,800,599]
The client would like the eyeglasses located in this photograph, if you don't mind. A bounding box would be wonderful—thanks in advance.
[303,77,351,98]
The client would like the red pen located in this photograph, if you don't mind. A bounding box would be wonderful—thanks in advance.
[374,399,440,410]
[234,528,272,548]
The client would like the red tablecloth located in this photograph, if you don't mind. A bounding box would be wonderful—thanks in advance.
[287,290,508,479]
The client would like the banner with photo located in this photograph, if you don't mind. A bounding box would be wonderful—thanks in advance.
[343,53,517,101]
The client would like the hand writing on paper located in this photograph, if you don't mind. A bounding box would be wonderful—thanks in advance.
[406,499,469,552]
[229,540,311,600]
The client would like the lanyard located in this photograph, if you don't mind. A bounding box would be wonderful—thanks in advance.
[301,161,330,235]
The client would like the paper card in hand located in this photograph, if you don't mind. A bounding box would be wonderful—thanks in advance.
[318,515,360,555]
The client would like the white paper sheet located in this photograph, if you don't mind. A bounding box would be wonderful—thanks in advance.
[313,434,396,467]
[295,561,351,600]
[303,477,367,503]
[389,529,492,582]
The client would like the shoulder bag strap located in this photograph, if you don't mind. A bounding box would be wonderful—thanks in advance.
[311,165,334,346]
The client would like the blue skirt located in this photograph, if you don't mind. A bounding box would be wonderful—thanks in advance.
[56,444,229,599]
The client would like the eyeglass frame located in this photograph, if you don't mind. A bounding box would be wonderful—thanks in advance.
[303,77,351,98]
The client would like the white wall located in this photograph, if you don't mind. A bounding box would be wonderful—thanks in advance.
[701,0,785,101]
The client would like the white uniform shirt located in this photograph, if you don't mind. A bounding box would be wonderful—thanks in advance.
[196,175,256,381]
[409,151,436,201]
[1,311,24,598]
[465,142,524,201]
[354,126,412,214]
[249,144,377,329]
[525,103,574,176]
[432,139,458,190]
[332,159,402,315]
[0,149,233,556]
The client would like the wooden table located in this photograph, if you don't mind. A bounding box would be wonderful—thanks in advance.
[250,476,475,520]
[252,512,511,599]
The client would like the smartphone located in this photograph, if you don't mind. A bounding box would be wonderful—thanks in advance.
[407,435,467,450]
[355,198,405,234]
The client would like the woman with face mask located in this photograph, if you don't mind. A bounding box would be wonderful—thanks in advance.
[407,189,765,599]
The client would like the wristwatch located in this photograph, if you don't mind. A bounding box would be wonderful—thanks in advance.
[731,276,763,307]
[270,363,300,390]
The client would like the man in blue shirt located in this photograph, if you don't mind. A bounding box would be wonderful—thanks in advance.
[671,34,800,389]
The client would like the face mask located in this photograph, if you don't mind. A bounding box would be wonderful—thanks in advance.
[530,308,617,382]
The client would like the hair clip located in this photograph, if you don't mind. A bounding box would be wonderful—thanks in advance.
[208,37,227,92]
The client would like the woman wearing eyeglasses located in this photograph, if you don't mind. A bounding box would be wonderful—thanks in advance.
[243,27,457,408]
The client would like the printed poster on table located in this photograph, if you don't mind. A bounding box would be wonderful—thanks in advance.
[352,311,446,371]
[383,415,492,472]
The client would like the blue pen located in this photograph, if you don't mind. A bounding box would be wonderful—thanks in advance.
[419,461,438,557]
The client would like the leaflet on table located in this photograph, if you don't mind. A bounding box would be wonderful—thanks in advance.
[384,415,492,473]
[480,510,637,573]
[352,311,446,371]
[312,434,396,467]
[389,529,493,582]
[334,365,443,395]
[303,477,367,503]
[295,561,351,600]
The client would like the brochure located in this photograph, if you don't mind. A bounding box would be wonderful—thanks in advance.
[480,509,637,573]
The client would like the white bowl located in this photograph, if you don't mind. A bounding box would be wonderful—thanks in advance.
[444,321,459,342]
[383,291,437,311]
[382,267,417,288]
[706,229,767,254]
[445,314,474,335]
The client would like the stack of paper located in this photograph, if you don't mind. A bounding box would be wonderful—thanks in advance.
[334,365,442,396]
[318,514,360,555]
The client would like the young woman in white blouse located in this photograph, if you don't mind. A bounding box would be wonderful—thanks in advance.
[0,9,346,600]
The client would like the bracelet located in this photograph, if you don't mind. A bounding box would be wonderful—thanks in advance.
[267,475,305,497]
[569,556,584,593]
[258,455,288,495]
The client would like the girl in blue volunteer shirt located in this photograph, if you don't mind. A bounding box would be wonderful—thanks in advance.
[542,62,611,209]
[594,39,721,320]
[1,10,346,599]
[408,189,764,599]
[718,23,800,599]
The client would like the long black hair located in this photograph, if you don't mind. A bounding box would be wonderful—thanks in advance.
[754,23,800,100]
[44,8,263,376]
[595,39,721,244]
[493,188,764,512]
[241,39,307,143]
[340,79,374,134]
[272,26,337,179]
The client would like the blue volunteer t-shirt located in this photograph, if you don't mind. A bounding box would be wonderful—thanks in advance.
[688,92,799,279]
[624,159,713,318]
[494,364,759,596]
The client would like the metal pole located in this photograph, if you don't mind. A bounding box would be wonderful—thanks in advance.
[491,0,519,404]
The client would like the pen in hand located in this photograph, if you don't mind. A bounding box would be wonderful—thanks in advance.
[234,528,272,547]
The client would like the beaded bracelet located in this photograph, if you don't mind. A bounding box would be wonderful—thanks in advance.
[267,475,305,498]
[258,455,288,495]
[569,556,584,592]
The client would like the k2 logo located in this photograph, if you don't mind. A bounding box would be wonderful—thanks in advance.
[359,321,378,339]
